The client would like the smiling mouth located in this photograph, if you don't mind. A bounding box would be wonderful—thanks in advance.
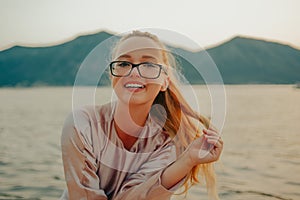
[124,83,145,89]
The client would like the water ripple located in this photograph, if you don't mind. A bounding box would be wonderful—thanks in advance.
[222,189,294,200]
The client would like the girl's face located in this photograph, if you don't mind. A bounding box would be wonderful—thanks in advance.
[111,36,169,106]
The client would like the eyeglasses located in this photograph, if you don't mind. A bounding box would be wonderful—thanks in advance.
[110,61,168,79]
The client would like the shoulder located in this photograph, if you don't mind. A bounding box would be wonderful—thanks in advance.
[62,106,93,133]
[63,102,114,130]
[61,103,114,145]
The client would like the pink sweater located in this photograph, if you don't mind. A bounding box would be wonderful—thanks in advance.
[60,102,183,199]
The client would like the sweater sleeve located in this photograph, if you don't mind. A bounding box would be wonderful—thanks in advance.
[113,142,184,200]
[61,110,107,200]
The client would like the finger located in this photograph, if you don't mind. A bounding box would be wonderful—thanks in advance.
[213,138,224,149]
[203,128,219,136]
[205,135,223,146]
[207,138,220,145]
[204,135,219,142]
[204,134,220,140]
[203,133,221,143]
[219,137,223,144]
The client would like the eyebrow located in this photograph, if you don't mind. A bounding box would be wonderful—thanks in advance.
[116,54,158,61]
[141,55,157,61]
[116,54,131,60]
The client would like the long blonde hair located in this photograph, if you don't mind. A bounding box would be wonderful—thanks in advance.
[112,30,219,199]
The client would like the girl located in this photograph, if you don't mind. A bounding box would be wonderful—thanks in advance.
[61,30,223,200]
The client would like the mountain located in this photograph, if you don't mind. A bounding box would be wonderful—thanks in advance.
[0,31,299,87]
[0,31,114,87]
[207,37,300,84]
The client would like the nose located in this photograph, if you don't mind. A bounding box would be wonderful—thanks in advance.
[130,66,141,77]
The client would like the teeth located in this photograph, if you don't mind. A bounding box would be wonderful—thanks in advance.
[125,83,144,88]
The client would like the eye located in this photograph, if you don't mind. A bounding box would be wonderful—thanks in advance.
[142,62,156,68]
[117,61,131,67]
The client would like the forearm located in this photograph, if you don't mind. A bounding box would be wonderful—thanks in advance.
[161,129,223,190]
[161,151,194,189]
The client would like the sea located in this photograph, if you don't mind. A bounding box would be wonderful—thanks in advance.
[0,85,299,200]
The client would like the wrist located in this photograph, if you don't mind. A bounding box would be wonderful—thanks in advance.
[182,149,198,169]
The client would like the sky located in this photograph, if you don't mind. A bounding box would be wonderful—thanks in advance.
[0,0,300,51]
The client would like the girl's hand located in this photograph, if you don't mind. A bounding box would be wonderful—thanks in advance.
[186,127,223,166]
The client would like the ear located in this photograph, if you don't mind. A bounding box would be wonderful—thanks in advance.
[160,77,169,92]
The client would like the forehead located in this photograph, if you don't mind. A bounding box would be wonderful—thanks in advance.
[113,36,164,61]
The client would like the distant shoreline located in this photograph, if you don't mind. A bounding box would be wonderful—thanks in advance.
[0,83,298,89]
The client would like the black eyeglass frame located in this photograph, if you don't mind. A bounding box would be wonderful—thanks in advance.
[109,61,168,79]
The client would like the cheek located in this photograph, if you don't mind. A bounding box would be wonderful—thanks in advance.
[146,76,165,86]
[148,84,162,93]
[111,77,124,94]
[111,77,120,87]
